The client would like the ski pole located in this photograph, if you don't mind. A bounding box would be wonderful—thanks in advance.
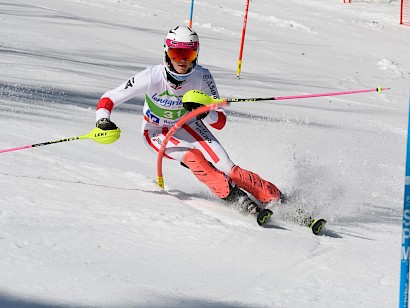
[157,86,389,188]
[182,86,390,106]
[0,127,121,154]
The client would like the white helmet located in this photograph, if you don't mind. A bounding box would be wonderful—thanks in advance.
[164,26,199,82]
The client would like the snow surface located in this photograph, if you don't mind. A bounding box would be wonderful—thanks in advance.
[0,0,409,307]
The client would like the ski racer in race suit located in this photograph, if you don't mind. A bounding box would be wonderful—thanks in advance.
[95,26,283,214]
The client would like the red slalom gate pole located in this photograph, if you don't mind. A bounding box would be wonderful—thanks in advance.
[156,102,227,189]
[236,0,250,79]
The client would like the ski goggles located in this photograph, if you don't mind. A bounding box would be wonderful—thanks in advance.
[165,39,199,62]
[167,48,198,62]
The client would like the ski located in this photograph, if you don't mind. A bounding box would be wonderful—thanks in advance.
[214,185,327,235]
[309,218,327,235]
[256,208,273,226]
[256,208,327,236]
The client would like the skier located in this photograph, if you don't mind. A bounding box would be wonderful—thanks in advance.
[95,25,284,215]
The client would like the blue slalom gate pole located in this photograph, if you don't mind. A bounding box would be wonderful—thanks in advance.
[400,90,410,308]
[189,0,195,28]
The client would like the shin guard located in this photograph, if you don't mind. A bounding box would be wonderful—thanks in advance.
[182,149,230,198]
[229,165,281,203]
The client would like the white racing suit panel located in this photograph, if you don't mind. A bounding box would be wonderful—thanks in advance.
[142,119,234,175]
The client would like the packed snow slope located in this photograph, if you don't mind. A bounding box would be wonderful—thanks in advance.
[0,0,409,307]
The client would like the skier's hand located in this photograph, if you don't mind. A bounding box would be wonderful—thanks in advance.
[183,102,208,120]
[183,101,204,111]
[96,118,118,130]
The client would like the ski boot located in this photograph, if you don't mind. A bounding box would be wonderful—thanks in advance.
[223,184,276,226]
[254,192,287,226]
[223,184,259,215]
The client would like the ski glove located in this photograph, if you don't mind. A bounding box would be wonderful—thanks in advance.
[96,118,117,130]
[183,102,208,119]
[183,102,203,111]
